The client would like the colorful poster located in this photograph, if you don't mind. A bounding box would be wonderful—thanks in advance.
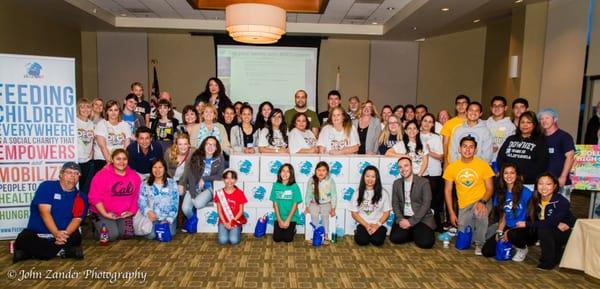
[571,145,600,191]
[0,53,76,239]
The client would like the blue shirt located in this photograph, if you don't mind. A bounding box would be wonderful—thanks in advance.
[202,158,214,190]
[493,186,532,228]
[545,129,575,185]
[27,180,88,234]
[123,113,136,134]
[127,141,164,174]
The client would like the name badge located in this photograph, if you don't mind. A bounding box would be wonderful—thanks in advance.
[54,193,62,200]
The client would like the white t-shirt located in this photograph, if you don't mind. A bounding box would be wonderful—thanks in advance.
[76,117,95,163]
[258,128,287,149]
[420,132,443,176]
[435,122,443,134]
[403,179,414,216]
[288,128,317,154]
[317,125,360,152]
[350,189,392,224]
[486,116,516,161]
[392,140,429,175]
[93,119,132,160]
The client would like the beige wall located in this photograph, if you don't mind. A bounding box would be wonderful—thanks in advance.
[0,1,82,97]
[518,1,548,111]
[81,31,98,100]
[539,0,589,137]
[369,40,419,110]
[147,33,215,110]
[587,0,600,76]
[417,27,487,115]
[318,39,370,112]
[97,32,148,101]
[481,17,511,116]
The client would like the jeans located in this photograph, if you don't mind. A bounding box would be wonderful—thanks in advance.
[458,201,492,245]
[217,224,242,245]
[181,189,213,218]
[145,221,177,240]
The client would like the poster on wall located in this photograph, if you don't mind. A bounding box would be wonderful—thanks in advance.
[571,145,600,191]
[0,53,76,239]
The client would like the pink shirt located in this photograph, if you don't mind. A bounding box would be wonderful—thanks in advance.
[88,165,141,215]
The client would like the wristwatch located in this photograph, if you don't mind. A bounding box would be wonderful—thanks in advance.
[478,199,487,205]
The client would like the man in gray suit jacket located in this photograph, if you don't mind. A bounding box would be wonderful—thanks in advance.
[390,157,436,248]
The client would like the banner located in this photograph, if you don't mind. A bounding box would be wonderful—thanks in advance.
[571,145,600,191]
[0,53,76,239]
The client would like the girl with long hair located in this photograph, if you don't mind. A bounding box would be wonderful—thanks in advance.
[270,164,303,242]
[304,162,337,244]
[258,109,289,153]
[194,77,232,121]
[419,113,444,230]
[93,99,131,169]
[350,166,391,246]
[214,170,247,245]
[255,101,273,131]
[230,104,260,153]
[150,99,179,152]
[353,100,382,155]
[76,98,95,195]
[386,120,429,177]
[377,115,403,155]
[179,136,225,219]
[178,105,200,148]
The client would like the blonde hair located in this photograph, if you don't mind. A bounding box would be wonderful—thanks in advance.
[77,97,92,118]
[378,115,403,145]
[168,133,191,166]
[327,106,353,138]
[356,100,378,119]
[200,103,218,122]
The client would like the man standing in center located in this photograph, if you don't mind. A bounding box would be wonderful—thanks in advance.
[284,89,320,136]
[443,136,494,255]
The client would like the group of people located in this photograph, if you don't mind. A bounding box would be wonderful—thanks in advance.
[13,77,580,271]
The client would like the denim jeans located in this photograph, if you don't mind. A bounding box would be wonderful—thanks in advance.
[145,221,177,240]
[181,189,213,218]
[217,224,242,245]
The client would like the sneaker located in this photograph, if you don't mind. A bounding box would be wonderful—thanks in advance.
[512,247,528,262]
[64,247,84,260]
[12,249,29,264]
[474,245,482,256]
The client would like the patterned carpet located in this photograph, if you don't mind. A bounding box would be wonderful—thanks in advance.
[0,193,598,288]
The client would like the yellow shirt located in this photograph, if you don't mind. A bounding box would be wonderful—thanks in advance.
[443,157,494,209]
[539,200,549,221]
[440,116,466,162]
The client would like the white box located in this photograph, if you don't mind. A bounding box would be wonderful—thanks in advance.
[320,156,349,184]
[259,154,290,182]
[196,207,219,233]
[336,183,358,209]
[383,184,394,199]
[230,153,260,182]
[349,156,380,183]
[290,155,321,183]
[304,207,346,240]
[344,209,357,236]
[241,208,257,234]
[244,182,273,208]
[379,157,401,185]
[383,212,395,236]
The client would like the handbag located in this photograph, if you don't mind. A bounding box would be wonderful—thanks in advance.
[311,223,325,247]
[254,214,269,238]
[455,225,472,250]
[154,222,172,242]
[495,240,513,261]
[182,211,198,233]
[133,211,153,236]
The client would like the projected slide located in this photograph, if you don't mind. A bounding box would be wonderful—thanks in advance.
[217,45,318,111]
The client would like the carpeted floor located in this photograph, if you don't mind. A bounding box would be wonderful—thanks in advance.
[0,192,598,288]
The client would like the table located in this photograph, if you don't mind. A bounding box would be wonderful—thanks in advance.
[560,219,600,279]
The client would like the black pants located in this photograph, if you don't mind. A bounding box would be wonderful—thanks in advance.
[15,229,82,260]
[78,160,94,196]
[426,176,444,231]
[354,224,387,246]
[538,227,571,267]
[482,227,536,257]
[92,159,107,178]
[273,221,296,242]
[389,222,435,249]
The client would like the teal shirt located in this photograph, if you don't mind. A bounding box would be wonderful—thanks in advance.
[269,182,303,223]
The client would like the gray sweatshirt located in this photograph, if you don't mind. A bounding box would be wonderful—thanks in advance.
[450,120,493,163]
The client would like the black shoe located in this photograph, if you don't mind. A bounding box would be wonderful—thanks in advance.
[536,263,555,271]
[12,249,29,264]
[64,247,84,260]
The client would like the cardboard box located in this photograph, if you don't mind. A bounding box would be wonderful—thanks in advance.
[230,153,260,182]
[244,182,273,208]
[290,155,321,183]
[349,156,380,183]
[379,157,401,185]
[320,156,349,184]
[259,154,290,182]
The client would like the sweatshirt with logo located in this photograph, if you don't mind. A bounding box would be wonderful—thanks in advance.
[496,135,548,184]
[88,165,142,215]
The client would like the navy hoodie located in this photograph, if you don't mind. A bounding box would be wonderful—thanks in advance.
[496,135,548,184]
[528,193,576,229]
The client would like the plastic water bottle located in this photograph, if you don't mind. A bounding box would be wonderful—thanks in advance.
[99,223,109,246]
[331,216,338,244]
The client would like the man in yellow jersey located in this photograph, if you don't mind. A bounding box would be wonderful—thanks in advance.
[440,95,469,169]
[443,136,494,255]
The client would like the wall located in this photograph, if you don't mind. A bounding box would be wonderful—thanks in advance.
[481,17,511,115]
[81,31,98,100]
[0,1,82,97]
[97,32,148,101]
[369,40,419,111]
[518,1,548,111]
[417,27,487,115]
[147,33,215,110]
[539,0,588,137]
[318,39,371,112]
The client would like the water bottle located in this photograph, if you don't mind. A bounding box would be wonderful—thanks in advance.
[99,223,109,246]
[330,216,338,244]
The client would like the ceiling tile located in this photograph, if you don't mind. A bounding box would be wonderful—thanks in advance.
[346,3,379,18]
[296,13,321,23]
[142,0,181,18]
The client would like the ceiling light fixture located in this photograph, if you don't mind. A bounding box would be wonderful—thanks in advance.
[226,3,286,44]
[372,22,378,25]
[441,7,450,12]
[515,0,523,3]
[473,19,480,23]
[120,13,127,17]
[412,27,417,31]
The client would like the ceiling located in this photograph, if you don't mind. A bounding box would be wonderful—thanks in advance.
[51,0,539,40]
